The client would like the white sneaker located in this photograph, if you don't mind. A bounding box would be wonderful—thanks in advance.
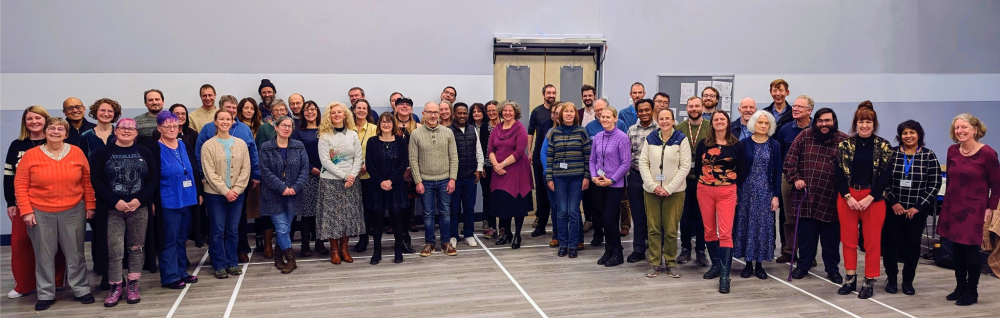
[465,237,478,247]
[7,289,25,299]
[449,237,458,249]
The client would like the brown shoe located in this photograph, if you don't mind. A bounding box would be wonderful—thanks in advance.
[280,248,297,274]
[263,229,274,259]
[239,252,249,263]
[300,240,312,257]
[329,238,341,264]
[420,244,434,257]
[775,254,792,264]
[620,229,629,237]
[274,245,287,270]
[549,239,559,248]
[314,240,329,255]
[339,237,354,263]
[577,243,585,250]
[444,243,458,256]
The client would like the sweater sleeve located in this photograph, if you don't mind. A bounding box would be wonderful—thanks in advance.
[201,142,232,194]
[833,145,849,197]
[589,135,599,180]
[448,133,458,180]
[608,134,631,184]
[581,131,592,180]
[984,147,1000,209]
[4,141,21,206]
[350,134,363,177]
[13,151,35,214]
[231,141,252,195]
[77,148,97,210]
[318,135,347,180]
[365,140,384,183]
[408,134,423,184]
[545,133,554,181]
[668,138,693,195]
[512,126,528,162]
[242,125,261,181]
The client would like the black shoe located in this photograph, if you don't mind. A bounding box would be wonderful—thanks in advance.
[740,262,754,278]
[100,275,111,291]
[74,293,95,304]
[530,228,545,237]
[885,276,898,294]
[590,236,604,247]
[597,247,612,265]
[558,247,568,257]
[858,278,875,299]
[838,275,857,295]
[719,276,731,294]
[754,262,768,280]
[162,281,186,289]
[791,267,809,280]
[255,237,264,250]
[703,265,721,279]
[354,235,369,253]
[511,236,522,249]
[901,282,915,295]
[182,275,198,284]
[496,233,512,245]
[401,243,416,254]
[394,251,404,264]
[604,249,624,267]
[956,288,978,306]
[35,299,55,311]
[568,249,578,258]
[626,251,645,263]
[946,283,965,301]
[676,248,692,264]
[827,271,844,284]
[370,253,381,265]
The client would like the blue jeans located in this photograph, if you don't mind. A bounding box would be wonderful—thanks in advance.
[421,179,451,245]
[548,181,584,243]
[270,210,295,250]
[554,176,584,249]
[205,193,245,271]
[158,206,192,285]
[450,177,477,240]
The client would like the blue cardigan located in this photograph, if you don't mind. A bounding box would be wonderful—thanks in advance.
[740,136,783,198]
[258,139,310,216]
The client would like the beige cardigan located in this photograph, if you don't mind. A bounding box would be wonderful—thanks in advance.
[201,136,252,195]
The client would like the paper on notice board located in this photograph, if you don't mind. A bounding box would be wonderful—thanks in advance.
[680,83,695,104]
[712,81,733,98]
[697,81,712,95]
[721,96,732,111]
[679,110,688,118]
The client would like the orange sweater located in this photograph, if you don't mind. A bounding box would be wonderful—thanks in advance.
[14,145,96,215]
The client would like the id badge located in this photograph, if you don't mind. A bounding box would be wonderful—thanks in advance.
[900,180,913,188]
[559,162,568,169]
[656,174,665,181]
[183,179,193,188]
[597,169,606,177]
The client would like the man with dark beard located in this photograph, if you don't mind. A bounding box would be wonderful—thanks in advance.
[701,87,721,116]
[258,79,276,119]
[783,104,848,283]
[578,85,598,126]
[674,97,712,266]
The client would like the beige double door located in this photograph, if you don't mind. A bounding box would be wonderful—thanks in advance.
[493,55,597,128]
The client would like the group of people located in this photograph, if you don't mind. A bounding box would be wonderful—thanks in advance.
[3,78,994,311]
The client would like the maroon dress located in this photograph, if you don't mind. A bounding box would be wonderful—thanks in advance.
[487,121,533,218]
[938,144,1000,246]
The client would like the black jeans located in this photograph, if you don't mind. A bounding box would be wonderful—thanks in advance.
[952,242,982,288]
[596,186,626,250]
[627,171,647,253]
[481,172,496,229]
[881,206,929,283]
[582,185,604,238]
[532,163,551,230]
[679,179,705,252]
[795,218,841,274]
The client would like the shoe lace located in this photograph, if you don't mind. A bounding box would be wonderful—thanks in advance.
[128,281,138,294]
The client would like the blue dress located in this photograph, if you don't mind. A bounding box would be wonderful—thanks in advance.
[733,143,776,261]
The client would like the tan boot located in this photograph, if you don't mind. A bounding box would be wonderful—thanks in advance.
[263,230,274,259]
[339,237,354,263]
[329,238,341,264]
[281,249,297,274]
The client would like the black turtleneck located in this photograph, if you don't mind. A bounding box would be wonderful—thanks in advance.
[851,135,875,186]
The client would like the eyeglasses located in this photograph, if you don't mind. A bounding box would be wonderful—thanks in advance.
[792,105,812,110]
[118,127,137,132]
[278,124,294,129]
[654,101,669,105]
[46,126,66,132]
[161,125,179,130]
[63,105,84,112]
[702,94,718,98]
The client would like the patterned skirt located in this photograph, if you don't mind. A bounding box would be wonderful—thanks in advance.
[300,175,320,217]
[316,178,365,239]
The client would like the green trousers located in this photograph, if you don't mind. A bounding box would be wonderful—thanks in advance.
[645,191,685,267]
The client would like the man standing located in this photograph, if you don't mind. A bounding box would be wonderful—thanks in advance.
[189,84,217,133]
[625,99,657,263]
[618,82,645,128]
[653,92,670,113]
[730,98,758,140]
[774,95,814,263]
[448,103,484,247]
[784,105,847,284]
[135,89,164,139]
[764,79,794,132]
[195,95,260,189]
[441,86,457,104]
[348,87,377,119]
[578,85,598,126]
[675,96,712,266]
[258,79,276,119]
[528,84,557,237]
[288,93,305,117]
[585,98,629,137]
[410,102,459,257]
[63,97,94,146]
[701,87,720,116]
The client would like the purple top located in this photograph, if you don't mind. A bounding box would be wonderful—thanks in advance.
[488,121,532,197]
[589,128,631,188]
[939,144,1000,246]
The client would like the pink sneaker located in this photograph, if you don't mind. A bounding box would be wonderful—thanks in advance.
[104,283,122,307]
[125,280,141,304]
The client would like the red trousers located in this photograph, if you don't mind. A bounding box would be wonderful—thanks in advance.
[697,184,737,248]
[10,214,65,293]
[837,188,886,278]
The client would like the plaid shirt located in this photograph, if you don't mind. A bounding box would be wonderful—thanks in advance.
[885,146,942,211]
[783,128,849,222]
[628,121,658,169]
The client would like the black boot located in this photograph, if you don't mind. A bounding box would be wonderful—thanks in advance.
[858,278,876,299]
[956,285,978,306]
[511,235,522,249]
[946,281,965,301]
[838,274,857,295]
[740,261,754,278]
[718,247,732,294]
[604,248,624,267]
[100,275,111,291]
[370,241,381,265]
[597,246,612,265]
[354,234,369,253]
[754,261,767,279]
[703,241,722,279]
[885,276,898,294]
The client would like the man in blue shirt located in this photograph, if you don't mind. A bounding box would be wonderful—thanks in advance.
[617,82,645,128]
[585,98,629,137]
[730,98,758,140]
[774,95,813,264]
[763,79,794,133]
[195,95,261,184]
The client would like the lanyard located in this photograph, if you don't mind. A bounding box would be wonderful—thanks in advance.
[903,147,919,177]
[688,121,702,145]
[162,141,189,177]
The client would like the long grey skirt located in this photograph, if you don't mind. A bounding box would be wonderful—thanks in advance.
[316,178,365,239]
[300,175,320,217]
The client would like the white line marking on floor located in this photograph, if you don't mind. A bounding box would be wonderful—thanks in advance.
[165,249,210,318]
[474,235,548,318]
[802,268,917,318]
[223,247,254,318]
[732,259,861,318]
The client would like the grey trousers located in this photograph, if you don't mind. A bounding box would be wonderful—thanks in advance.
[107,207,148,282]
[26,202,91,300]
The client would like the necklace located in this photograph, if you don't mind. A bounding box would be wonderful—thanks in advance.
[858,136,871,147]
[960,144,975,155]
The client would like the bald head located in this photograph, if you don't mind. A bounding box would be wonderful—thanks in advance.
[738,97,757,122]
[63,97,85,121]
[593,98,609,112]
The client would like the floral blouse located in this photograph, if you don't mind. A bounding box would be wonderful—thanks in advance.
[694,140,746,186]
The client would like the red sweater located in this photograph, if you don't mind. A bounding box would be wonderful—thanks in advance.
[14,145,96,215]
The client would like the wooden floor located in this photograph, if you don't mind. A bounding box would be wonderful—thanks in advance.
[1,217,997,318]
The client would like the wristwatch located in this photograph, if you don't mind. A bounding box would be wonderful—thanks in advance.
[843,193,853,200]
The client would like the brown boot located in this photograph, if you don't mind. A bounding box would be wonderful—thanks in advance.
[329,238,341,264]
[263,230,274,259]
[239,252,249,263]
[281,249,297,274]
[274,244,287,270]
[339,237,354,263]
[314,240,329,255]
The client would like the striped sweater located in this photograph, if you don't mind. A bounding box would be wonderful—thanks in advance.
[14,145,97,214]
[545,125,592,180]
